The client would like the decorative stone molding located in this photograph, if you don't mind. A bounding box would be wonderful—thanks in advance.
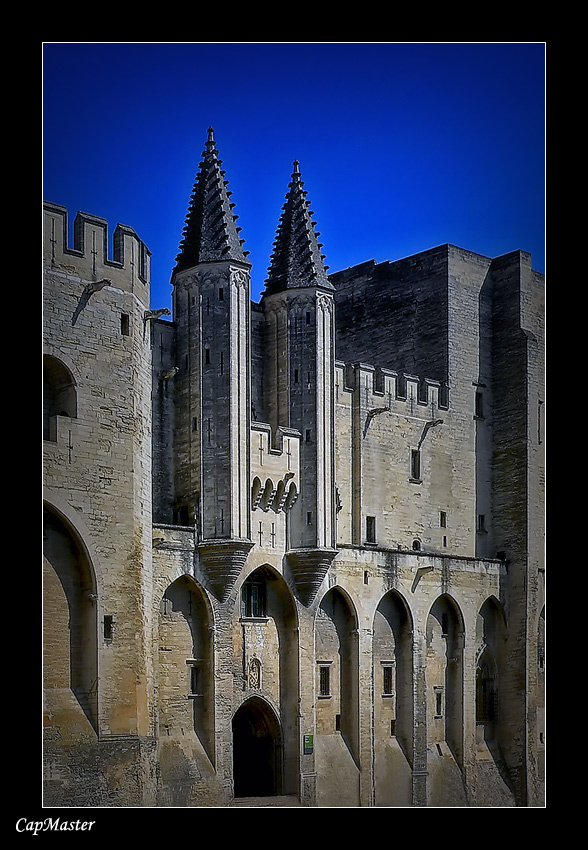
[197,538,254,602]
[285,547,338,606]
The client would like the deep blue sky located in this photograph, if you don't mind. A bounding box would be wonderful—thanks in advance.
[43,42,545,308]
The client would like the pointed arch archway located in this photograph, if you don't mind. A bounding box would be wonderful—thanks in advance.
[232,696,283,797]
[236,564,299,794]
[158,574,215,764]
[475,595,507,745]
[315,586,360,762]
[43,502,98,733]
[425,594,465,765]
[43,354,77,440]
[373,589,414,761]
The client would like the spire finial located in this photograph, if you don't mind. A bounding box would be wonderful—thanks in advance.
[174,128,249,270]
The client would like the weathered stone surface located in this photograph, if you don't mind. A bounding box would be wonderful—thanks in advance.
[43,130,544,808]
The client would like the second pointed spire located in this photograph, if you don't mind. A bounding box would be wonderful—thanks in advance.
[264,161,333,296]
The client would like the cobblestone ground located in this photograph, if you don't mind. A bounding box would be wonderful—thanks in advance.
[229,795,303,807]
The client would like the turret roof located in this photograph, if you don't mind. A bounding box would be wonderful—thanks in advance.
[175,128,249,271]
[264,161,333,296]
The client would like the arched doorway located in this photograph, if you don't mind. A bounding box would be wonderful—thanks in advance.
[232,697,282,797]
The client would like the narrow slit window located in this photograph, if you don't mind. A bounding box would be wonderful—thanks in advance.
[104,615,114,641]
[434,687,444,717]
[120,313,130,336]
[383,664,394,696]
[366,515,376,543]
[411,449,421,480]
[190,665,199,695]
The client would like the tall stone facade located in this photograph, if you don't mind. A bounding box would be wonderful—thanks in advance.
[43,128,545,807]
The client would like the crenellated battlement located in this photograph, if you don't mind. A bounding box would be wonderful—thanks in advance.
[335,360,449,416]
[43,201,151,287]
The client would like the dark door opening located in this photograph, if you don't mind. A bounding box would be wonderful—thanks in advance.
[232,697,282,797]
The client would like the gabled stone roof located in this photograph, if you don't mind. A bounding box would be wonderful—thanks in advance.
[175,128,249,271]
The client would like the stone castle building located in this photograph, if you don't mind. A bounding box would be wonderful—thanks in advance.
[43,128,545,807]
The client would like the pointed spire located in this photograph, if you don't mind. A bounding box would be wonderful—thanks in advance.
[264,161,333,296]
[175,127,249,271]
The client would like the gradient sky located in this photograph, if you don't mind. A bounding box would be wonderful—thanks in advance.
[42,42,546,309]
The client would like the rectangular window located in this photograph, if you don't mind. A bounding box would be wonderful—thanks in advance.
[366,515,376,544]
[218,287,224,301]
[382,664,394,696]
[477,514,486,532]
[319,665,331,697]
[307,511,312,525]
[190,665,199,695]
[475,391,484,418]
[204,347,210,364]
[104,615,113,641]
[434,686,444,717]
[241,578,266,619]
[411,449,421,481]
[440,511,447,528]
[120,313,130,335]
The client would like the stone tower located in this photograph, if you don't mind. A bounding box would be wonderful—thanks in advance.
[262,162,337,603]
[171,128,253,601]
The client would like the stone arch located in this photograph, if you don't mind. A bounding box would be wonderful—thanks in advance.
[251,476,262,509]
[232,695,283,798]
[260,478,275,512]
[43,502,98,733]
[43,354,77,440]
[425,594,465,765]
[237,565,299,794]
[373,589,414,761]
[158,574,215,764]
[475,595,507,745]
[273,478,285,512]
[315,586,360,762]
